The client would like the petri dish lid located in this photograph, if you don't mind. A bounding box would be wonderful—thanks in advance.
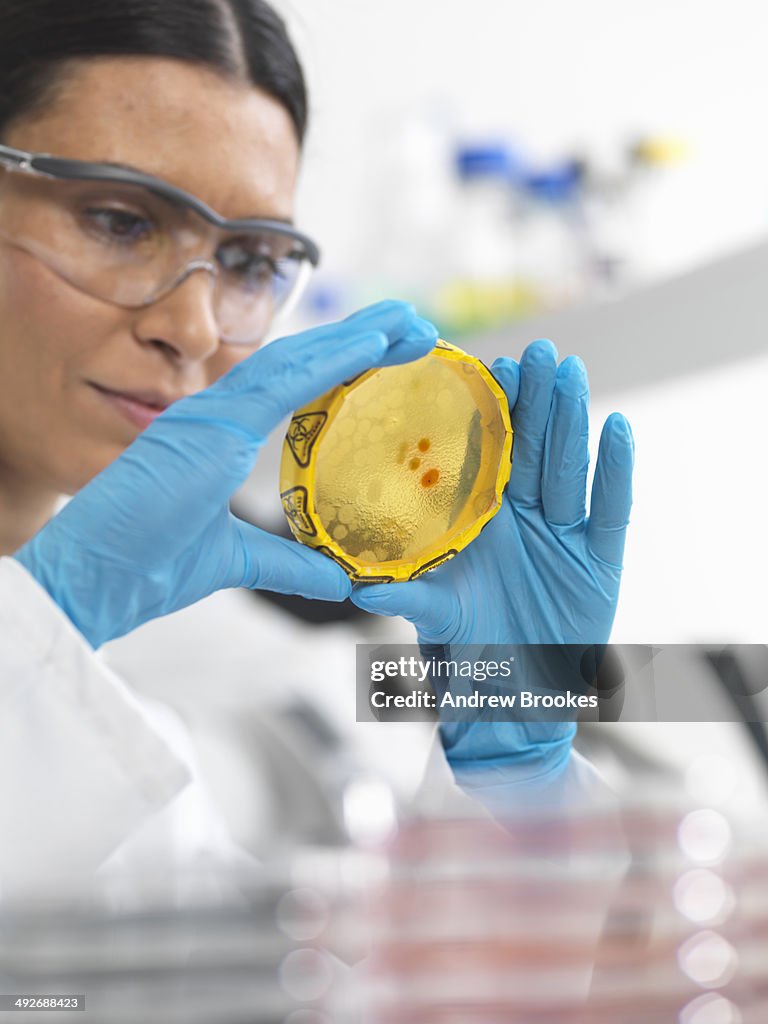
[280,340,513,582]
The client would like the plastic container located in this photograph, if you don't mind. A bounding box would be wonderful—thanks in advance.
[279,340,513,582]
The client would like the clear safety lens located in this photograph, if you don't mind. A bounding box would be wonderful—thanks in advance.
[0,168,314,344]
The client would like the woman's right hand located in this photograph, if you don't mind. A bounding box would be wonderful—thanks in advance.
[14,301,438,649]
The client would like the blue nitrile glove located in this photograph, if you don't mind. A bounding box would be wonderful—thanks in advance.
[352,339,634,794]
[14,301,438,650]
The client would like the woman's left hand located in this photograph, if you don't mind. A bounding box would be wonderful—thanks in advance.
[351,339,634,788]
[352,339,634,648]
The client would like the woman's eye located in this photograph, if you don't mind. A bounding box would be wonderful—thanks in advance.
[83,207,154,243]
[217,242,285,287]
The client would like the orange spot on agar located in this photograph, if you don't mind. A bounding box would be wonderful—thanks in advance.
[421,468,440,488]
[409,457,421,471]
[418,437,431,452]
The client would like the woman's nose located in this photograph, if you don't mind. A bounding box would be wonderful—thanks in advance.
[131,265,220,362]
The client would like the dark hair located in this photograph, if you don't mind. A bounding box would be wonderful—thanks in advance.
[0,0,308,143]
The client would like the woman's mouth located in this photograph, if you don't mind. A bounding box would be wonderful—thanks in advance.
[89,382,178,430]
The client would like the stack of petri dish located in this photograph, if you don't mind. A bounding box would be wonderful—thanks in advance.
[340,804,768,1023]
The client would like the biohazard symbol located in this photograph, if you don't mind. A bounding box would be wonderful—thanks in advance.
[409,550,458,580]
[281,486,317,537]
[286,411,327,467]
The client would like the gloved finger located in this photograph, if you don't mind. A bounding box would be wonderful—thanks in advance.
[541,356,590,527]
[506,339,558,507]
[234,520,352,601]
[342,297,416,327]
[351,580,460,644]
[214,299,434,393]
[378,321,439,365]
[283,298,437,367]
[159,328,388,448]
[342,300,439,365]
[178,303,437,436]
[586,413,634,566]
[490,356,521,410]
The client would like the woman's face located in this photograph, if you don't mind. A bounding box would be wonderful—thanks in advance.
[0,57,300,494]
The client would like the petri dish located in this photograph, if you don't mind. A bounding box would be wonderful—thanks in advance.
[279,339,513,582]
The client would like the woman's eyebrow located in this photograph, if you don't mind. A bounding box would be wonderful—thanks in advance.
[89,159,297,225]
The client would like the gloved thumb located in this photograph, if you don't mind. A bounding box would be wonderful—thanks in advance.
[233,520,352,601]
[351,580,460,643]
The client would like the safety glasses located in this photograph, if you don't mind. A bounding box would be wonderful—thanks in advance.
[0,143,320,345]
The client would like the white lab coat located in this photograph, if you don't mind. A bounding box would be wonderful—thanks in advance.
[0,556,253,897]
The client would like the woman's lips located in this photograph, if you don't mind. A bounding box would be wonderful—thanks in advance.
[89,383,178,430]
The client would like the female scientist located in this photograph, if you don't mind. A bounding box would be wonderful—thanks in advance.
[0,0,634,888]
